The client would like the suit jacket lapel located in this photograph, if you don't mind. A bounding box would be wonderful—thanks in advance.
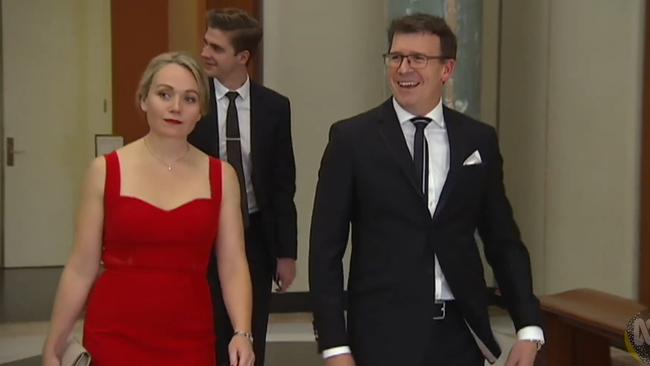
[432,106,463,221]
[377,99,425,201]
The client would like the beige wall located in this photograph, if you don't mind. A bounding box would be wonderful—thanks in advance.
[480,0,501,128]
[2,0,112,266]
[263,0,387,291]
[499,0,551,296]
[499,0,644,298]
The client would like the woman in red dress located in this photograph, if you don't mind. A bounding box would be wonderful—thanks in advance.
[42,52,255,366]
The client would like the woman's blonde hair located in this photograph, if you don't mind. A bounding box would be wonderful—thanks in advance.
[136,52,210,115]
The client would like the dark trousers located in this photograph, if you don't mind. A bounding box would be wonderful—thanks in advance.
[210,213,274,366]
[420,302,485,366]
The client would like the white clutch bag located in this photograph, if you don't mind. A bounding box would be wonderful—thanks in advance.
[61,338,91,366]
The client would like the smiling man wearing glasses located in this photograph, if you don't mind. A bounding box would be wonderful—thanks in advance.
[310,13,544,366]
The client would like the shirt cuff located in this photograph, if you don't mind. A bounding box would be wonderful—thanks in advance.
[322,346,351,359]
[517,326,545,344]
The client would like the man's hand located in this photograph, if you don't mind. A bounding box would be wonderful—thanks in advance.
[505,340,539,366]
[275,258,296,292]
[324,354,356,366]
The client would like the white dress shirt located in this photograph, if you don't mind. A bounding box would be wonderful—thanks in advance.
[322,98,543,360]
[393,97,455,301]
[213,77,258,213]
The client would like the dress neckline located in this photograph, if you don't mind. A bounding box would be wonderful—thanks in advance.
[112,151,215,212]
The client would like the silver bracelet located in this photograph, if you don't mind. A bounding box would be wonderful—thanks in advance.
[233,330,254,343]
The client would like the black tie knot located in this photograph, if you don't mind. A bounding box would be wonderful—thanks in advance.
[226,91,239,102]
[410,117,432,130]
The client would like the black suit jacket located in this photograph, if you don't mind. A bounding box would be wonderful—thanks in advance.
[189,79,297,259]
[309,99,542,366]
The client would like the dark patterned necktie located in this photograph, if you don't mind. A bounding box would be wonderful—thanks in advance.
[410,117,432,203]
[225,91,249,227]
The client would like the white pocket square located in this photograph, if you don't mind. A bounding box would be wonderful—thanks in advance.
[463,150,482,166]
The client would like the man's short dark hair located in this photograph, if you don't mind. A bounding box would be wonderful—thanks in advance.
[206,8,262,55]
[387,13,457,59]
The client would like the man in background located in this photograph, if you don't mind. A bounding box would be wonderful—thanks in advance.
[189,8,298,366]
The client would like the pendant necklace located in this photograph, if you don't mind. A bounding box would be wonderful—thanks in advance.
[143,137,190,172]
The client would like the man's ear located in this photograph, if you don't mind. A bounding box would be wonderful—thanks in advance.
[441,59,456,84]
[238,50,251,65]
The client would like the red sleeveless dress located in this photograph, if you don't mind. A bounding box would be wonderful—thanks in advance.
[83,151,221,365]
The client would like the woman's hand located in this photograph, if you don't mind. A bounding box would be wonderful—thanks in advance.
[228,334,255,366]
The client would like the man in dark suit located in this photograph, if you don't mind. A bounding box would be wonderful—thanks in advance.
[189,8,297,366]
[309,14,543,366]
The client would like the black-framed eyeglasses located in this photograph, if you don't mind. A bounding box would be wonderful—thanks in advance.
[382,53,449,69]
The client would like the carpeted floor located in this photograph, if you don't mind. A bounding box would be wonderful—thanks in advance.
[1,342,323,366]
[266,341,321,365]
[2,341,642,366]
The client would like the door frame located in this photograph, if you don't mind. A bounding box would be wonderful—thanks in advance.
[0,0,5,268]
[640,0,650,305]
